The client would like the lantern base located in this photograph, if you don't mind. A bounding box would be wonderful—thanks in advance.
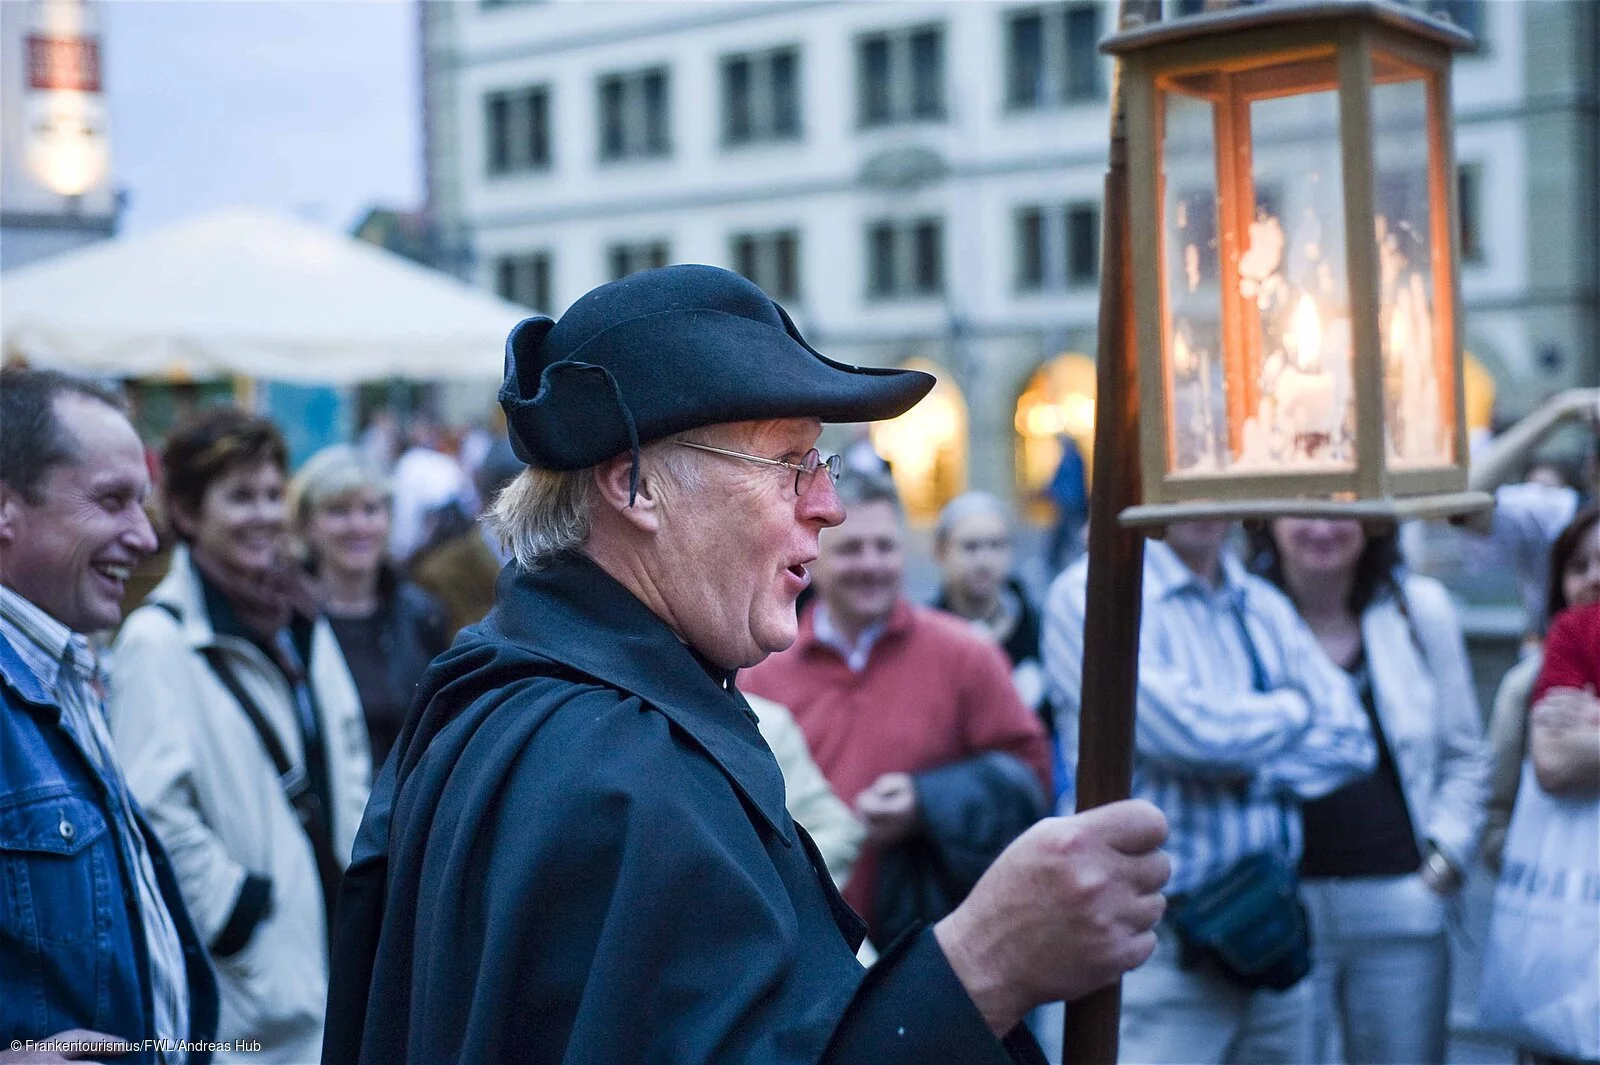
[1118,490,1492,528]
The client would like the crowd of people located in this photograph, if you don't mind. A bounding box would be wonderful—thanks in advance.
[0,265,1595,1065]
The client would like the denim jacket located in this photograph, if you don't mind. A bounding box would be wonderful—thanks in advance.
[0,630,218,1063]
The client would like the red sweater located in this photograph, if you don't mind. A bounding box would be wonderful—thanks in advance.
[1534,601,1600,703]
[740,599,1051,932]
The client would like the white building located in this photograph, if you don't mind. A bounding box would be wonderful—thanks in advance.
[0,0,119,271]
[421,0,1598,516]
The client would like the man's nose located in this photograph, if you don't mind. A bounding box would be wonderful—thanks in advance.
[801,474,846,528]
[127,505,159,557]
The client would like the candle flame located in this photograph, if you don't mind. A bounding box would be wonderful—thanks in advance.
[1389,302,1410,362]
[1293,294,1322,371]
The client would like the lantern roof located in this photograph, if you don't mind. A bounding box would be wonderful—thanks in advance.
[1100,1,1477,59]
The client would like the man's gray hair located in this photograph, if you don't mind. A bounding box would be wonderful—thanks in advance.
[488,436,708,569]
[833,466,902,514]
[487,465,595,569]
[934,491,1011,548]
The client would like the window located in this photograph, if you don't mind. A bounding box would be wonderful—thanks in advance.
[1014,202,1100,291]
[722,46,801,146]
[607,241,670,281]
[857,25,946,128]
[1458,163,1483,263]
[1066,204,1099,285]
[1015,207,1045,289]
[495,251,552,311]
[730,229,801,301]
[1005,4,1103,109]
[485,85,551,176]
[598,67,670,161]
[864,217,944,298]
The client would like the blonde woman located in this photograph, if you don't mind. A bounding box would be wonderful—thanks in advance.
[291,445,449,768]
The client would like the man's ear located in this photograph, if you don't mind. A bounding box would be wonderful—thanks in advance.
[592,453,661,534]
[0,482,19,549]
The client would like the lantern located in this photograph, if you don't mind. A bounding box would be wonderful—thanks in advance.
[1104,1,1489,525]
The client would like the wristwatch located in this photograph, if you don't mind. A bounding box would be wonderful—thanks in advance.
[1421,848,1461,894]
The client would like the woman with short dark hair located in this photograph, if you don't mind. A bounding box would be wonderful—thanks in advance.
[106,407,370,1064]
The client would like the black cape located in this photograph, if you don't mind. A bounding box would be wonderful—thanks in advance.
[323,553,1043,1064]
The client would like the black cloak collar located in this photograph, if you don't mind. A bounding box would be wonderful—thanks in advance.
[489,551,794,846]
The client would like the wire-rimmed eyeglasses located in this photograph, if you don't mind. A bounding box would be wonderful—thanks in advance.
[676,440,843,496]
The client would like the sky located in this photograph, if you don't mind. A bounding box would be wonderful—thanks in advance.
[103,0,422,235]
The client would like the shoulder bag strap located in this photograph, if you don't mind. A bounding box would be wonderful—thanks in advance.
[146,600,342,938]
[1230,594,1294,857]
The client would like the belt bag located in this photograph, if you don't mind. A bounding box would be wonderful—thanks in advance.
[1172,849,1311,992]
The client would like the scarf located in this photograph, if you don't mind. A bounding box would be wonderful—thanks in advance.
[190,543,317,644]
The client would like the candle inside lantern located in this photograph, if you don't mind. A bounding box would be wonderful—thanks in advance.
[1292,293,1322,371]
[1276,293,1338,449]
[1386,271,1445,464]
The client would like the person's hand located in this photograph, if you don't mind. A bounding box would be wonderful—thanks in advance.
[1557,387,1600,431]
[0,1029,126,1063]
[1530,687,1600,796]
[1532,686,1600,730]
[933,799,1170,1037]
[855,772,918,845]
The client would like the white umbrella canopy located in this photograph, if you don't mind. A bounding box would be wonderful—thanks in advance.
[1,207,530,383]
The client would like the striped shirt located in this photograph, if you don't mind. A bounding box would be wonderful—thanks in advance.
[0,586,190,1064]
[1043,540,1376,895]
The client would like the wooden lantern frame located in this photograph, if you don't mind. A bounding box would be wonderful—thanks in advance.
[1105,1,1488,526]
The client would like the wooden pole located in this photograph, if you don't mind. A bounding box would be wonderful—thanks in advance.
[1062,1,1160,1061]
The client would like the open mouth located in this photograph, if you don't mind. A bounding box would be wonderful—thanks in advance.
[92,562,132,586]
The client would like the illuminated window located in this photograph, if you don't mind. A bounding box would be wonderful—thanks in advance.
[870,357,968,521]
[1014,353,1097,519]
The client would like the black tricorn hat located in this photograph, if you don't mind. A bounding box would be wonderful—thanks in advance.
[498,264,934,486]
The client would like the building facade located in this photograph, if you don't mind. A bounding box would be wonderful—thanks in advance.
[0,0,119,271]
[421,0,1598,516]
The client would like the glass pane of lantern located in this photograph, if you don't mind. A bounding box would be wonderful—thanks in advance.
[1372,60,1454,468]
[1237,74,1354,472]
[1160,86,1229,475]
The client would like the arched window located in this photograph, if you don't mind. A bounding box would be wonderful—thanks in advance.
[1014,353,1096,521]
[870,357,967,522]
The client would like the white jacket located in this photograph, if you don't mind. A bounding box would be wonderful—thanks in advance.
[746,692,864,889]
[1361,574,1490,878]
[107,546,370,1064]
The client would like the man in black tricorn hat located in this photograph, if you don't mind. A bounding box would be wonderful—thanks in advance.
[323,265,1170,1064]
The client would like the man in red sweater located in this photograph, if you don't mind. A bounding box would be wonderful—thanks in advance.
[742,469,1052,945]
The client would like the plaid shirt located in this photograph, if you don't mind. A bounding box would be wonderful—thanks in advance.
[0,586,190,1064]
[1044,541,1377,894]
